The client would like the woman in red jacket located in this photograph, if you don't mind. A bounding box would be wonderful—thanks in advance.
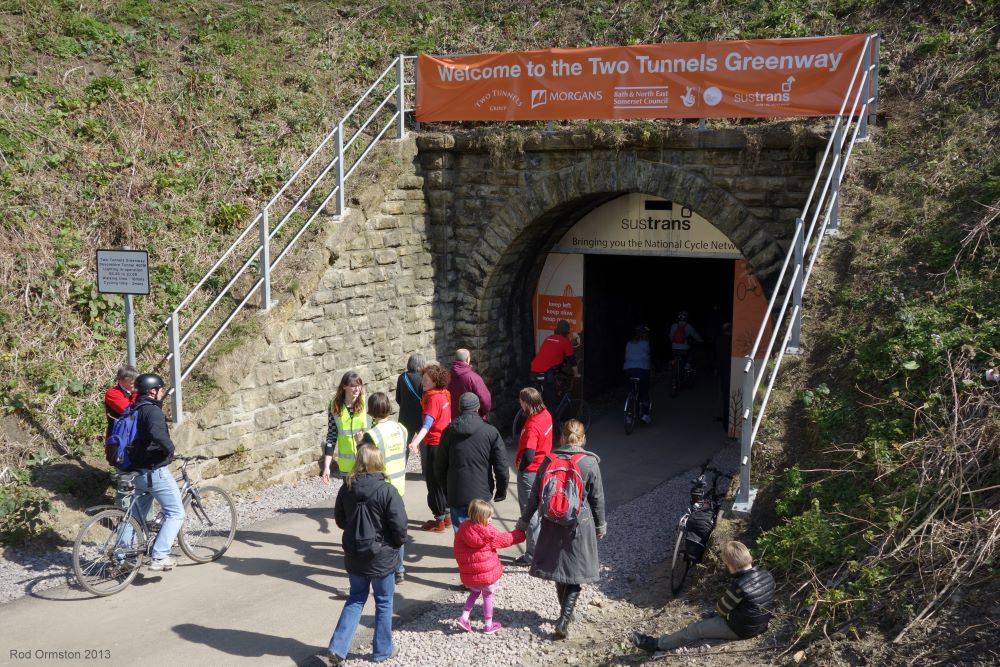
[407,363,452,532]
[453,499,526,634]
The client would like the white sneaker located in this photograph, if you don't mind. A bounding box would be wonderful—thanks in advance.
[148,557,176,571]
[641,415,652,424]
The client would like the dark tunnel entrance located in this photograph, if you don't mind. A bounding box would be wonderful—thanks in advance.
[582,255,735,400]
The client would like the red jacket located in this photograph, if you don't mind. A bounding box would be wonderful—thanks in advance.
[453,521,525,588]
[516,409,554,472]
[104,384,134,418]
[420,389,451,446]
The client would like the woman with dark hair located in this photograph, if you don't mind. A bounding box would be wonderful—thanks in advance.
[322,371,370,484]
[512,386,553,566]
[395,353,425,446]
[407,363,452,532]
[320,445,407,664]
[517,419,606,640]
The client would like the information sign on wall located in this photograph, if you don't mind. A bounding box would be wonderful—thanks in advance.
[96,249,150,295]
[417,34,871,121]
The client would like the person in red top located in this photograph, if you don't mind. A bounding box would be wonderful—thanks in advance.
[513,386,554,566]
[408,363,452,532]
[104,365,138,437]
[529,319,580,423]
[453,499,526,634]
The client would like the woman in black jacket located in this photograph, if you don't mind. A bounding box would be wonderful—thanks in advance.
[320,446,407,665]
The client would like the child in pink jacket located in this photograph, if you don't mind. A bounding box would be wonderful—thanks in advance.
[453,498,526,634]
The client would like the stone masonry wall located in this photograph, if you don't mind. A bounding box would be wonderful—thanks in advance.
[172,137,447,490]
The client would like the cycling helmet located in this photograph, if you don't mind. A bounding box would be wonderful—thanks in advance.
[135,373,165,395]
[677,310,689,322]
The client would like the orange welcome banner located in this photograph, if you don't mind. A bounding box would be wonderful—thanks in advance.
[416,34,871,121]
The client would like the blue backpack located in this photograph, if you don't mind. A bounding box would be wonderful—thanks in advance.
[105,404,139,471]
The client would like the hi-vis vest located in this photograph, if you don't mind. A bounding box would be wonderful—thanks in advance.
[366,421,408,496]
[332,401,369,474]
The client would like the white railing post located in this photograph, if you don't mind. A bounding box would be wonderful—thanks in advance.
[259,206,272,311]
[788,218,804,353]
[336,121,345,217]
[869,33,880,129]
[828,118,845,235]
[168,312,184,425]
[733,357,756,513]
[396,55,406,140]
[858,46,871,142]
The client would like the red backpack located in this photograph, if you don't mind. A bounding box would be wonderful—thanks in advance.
[672,323,688,345]
[538,452,588,526]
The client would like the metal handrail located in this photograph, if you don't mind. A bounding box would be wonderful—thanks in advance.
[164,55,413,422]
[734,33,880,512]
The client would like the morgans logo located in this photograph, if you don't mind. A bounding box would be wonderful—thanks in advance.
[531,89,603,109]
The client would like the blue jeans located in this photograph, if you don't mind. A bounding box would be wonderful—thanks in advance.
[450,506,469,533]
[397,545,405,575]
[516,470,539,559]
[130,467,184,560]
[329,572,395,661]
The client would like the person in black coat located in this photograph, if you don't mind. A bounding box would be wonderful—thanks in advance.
[631,541,774,653]
[320,446,408,665]
[434,392,509,530]
[394,353,425,445]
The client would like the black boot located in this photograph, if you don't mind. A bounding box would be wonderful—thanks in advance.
[555,583,566,607]
[554,587,580,639]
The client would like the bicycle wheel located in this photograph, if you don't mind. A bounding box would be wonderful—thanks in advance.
[179,485,237,562]
[623,392,637,435]
[670,525,691,595]
[73,508,145,596]
[560,398,591,431]
[511,410,526,442]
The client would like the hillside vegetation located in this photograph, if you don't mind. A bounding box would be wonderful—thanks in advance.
[1,0,998,660]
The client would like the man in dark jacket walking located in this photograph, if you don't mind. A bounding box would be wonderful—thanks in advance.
[435,392,508,531]
[128,373,185,572]
[448,349,492,420]
[631,541,774,653]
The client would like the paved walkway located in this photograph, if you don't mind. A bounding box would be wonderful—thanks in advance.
[0,379,729,666]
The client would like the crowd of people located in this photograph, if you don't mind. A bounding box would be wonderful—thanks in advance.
[102,319,771,665]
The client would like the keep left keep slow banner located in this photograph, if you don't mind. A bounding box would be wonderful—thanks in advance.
[416,35,871,121]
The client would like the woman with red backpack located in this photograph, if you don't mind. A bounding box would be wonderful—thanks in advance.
[515,419,607,640]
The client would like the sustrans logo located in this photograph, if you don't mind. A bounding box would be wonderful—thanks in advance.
[733,76,795,106]
[531,89,547,108]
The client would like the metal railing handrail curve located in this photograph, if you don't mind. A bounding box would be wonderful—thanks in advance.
[164,55,414,423]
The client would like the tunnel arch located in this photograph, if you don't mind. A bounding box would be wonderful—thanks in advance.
[453,156,785,408]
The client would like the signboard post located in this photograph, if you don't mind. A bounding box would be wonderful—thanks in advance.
[96,248,150,368]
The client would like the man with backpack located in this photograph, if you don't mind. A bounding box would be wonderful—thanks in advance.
[669,310,703,390]
[104,365,138,438]
[127,373,185,572]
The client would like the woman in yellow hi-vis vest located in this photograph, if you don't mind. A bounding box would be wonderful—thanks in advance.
[321,371,371,483]
[360,391,409,584]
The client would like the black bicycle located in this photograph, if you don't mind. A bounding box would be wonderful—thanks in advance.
[512,373,591,441]
[670,461,732,595]
[623,374,651,435]
[72,455,237,596]
[669,349,696,397]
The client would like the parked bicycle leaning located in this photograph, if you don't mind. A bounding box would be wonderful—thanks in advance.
[670,461,733,595]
